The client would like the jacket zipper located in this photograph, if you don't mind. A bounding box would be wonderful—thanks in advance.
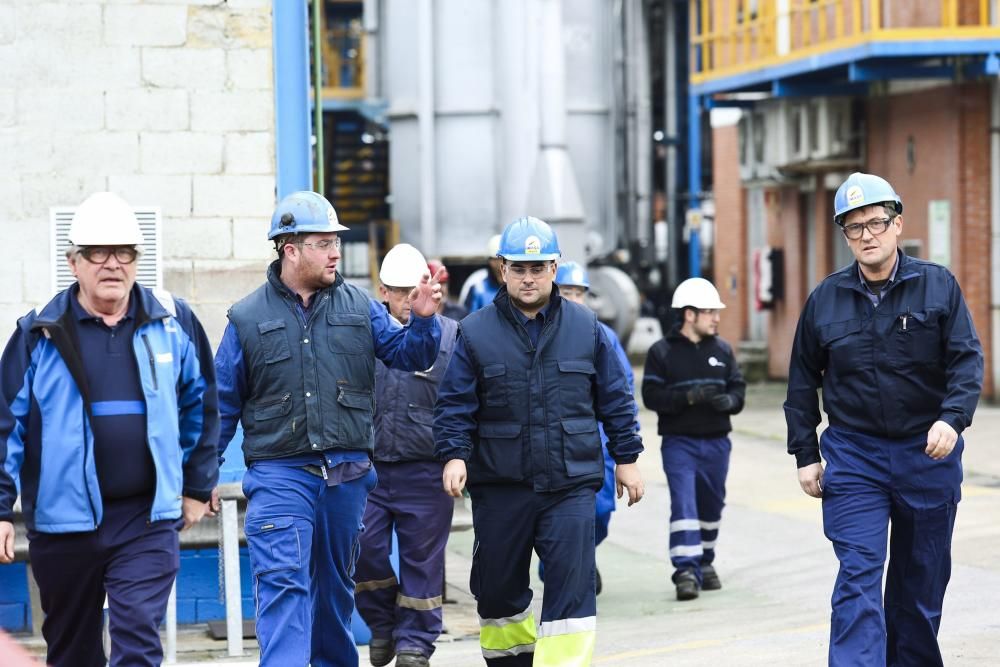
[141,334,158,390]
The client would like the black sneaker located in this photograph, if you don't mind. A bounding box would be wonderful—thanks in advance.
[674,570,700,601]
[396,650,430,667]
[368,638,395,667]
[701,564,722,591]
[595,566,603,596]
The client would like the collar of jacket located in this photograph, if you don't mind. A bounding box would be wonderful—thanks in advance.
[266,258,344,305]
[491,284,563,327]
[834,249,920,292]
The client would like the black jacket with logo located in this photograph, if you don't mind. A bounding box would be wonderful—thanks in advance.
[641,328,746,437]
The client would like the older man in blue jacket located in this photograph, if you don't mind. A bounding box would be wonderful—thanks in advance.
[0,192,219,667]
[785,172,983,667]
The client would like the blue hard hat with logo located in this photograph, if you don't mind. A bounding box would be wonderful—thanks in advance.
[833,172,903,224]
[268,191,350,239]
[555,261,590,289]
[497,216,561,261]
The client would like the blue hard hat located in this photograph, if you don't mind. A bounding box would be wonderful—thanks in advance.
[497,216,561,261]
[268,191,349,239]
[555,261,590,289]
[833,172,903,224]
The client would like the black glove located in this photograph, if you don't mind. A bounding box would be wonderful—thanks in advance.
[709,392,738,413]
[686,384,721,405]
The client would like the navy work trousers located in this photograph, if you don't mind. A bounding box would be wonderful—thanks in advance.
[355,460,454,657]
[243,457,377,667]
[660,435,731,584]
[821,426,962,667]
[27,494,180,667]
[470,484,597,666]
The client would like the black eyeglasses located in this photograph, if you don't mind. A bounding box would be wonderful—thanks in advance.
[841,217,893,240]
[79,246,139,264]
[299,238,342,251]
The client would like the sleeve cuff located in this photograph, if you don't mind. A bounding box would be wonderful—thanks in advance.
[794,448,822,468]
[183,487,213,503]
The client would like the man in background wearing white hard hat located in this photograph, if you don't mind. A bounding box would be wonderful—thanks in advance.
[214,193,445,667]
[784,173,983,665]
[354,244,460,667]
[641,277,745,602]
[0,192,220,667]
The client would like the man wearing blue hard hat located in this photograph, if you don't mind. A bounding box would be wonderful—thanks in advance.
[549,261,639,596]
[434,217,644,666]
[784,172,983,666]
[214,191,445,666]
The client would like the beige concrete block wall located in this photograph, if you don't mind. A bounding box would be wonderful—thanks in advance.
[1,0,277,349]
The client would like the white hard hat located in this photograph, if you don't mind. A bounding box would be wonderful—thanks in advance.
[380,243,428,287]
[671,277,726,310]
[69,192,144,246]
[487,234,502,257]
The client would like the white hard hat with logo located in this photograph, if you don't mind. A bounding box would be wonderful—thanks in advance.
[380,243,429,287]
[671,277,726,310]
[69,192,145,246]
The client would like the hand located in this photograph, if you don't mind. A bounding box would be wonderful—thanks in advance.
[709,392,737,413]
[926,420,958,460]
[408,267,446,318]
[205,487,221,518]
[181,496,211,531]
[615,463,644,506]
[0,521,14,564]
[686,383,721,405]
[442,459,467,497]
[797,462,824,498]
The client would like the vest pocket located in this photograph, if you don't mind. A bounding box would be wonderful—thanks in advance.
[476,421,523,480]
[258,320,291,364]
[338,387,375,443]
[557,360,596,411]
[328,312,372,354]
[481,363,509,407]
[253,392,292,421]
[561,417,602,477]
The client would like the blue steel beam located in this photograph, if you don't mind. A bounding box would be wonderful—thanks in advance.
[772,80,869,97]
[965,53,1000,77]
[687,93,701,278]
[272,0,313,199]
[848,61,953,82]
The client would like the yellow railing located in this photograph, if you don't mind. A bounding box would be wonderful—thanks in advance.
[691,0,1000,84]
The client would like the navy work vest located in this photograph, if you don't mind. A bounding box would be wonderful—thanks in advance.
[460,291,604,492]
[228,265,375,461]
[374,314,458,462]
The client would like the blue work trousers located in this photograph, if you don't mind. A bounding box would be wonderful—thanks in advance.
[27,494,180,667]
[660,435,730,584]
[821,427,962,667]
[243,458,377,667]
[355,460,454,658]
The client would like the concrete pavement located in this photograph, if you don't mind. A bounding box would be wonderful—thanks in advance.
[10,382,1000,665]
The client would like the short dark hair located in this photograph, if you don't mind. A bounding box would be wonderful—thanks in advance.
[836,202,897,227]
[273,233,298,256]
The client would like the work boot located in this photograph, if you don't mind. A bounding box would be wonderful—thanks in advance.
[701,564,722,591]
[396,650,430,666]
[674,570,700,601]
[595,566,603,596]
[368,638,395,667]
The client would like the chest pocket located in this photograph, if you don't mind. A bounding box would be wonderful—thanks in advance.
[557,360,596,412]
[328,312,371,355]
[889,309,942,367]
[258,320,291,364]
[818,318,863,372]
[481,364,509,407]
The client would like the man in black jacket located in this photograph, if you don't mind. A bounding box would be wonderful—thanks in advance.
[641,277,745,601]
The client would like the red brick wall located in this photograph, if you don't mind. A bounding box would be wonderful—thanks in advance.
[712,123,748,344]
[766,187,809,378]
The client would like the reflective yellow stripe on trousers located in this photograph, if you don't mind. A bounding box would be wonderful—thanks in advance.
[479,608,537,660]
[534,616,596,667]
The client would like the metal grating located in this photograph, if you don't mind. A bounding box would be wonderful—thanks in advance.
[49,206,163,294]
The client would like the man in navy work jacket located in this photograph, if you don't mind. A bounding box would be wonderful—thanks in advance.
[214,191,443,667]
[355,243,459,667]
[784,172,983,667]
[0,192,219,667]
[434,216,645,666]
[641,277,744,602]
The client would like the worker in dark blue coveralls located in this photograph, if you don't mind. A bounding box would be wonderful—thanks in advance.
[214,192,444,667]
[355,244,459,667]
[0,192,219,667]
[640,278,745,602]
[550,260,639,596]
[784,172,983,667]
[434,216,645,666]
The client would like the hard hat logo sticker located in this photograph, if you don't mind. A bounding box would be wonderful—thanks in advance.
[327,208,338,226]
[572,269,584,283]
[524,235,541,255]
[846,185,864,207]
